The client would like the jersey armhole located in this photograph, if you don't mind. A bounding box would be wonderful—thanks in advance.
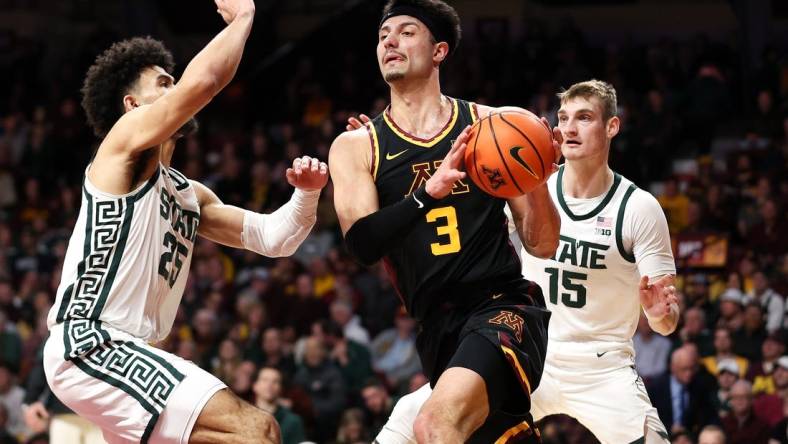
[615,184,638,263]
[470,102,479,123]
[365,122,381,181]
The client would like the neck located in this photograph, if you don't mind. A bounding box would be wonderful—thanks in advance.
[388,74,447,138]
[256,399,277,413]
[562,159,614,199]
[160,139,176,167]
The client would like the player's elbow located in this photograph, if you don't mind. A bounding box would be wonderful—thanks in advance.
[527,238,559,259]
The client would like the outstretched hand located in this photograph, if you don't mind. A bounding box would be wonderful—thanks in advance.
[215,0,255,25]
[640,274,678,323]
[424,125,471,199]
[286,156,329,191]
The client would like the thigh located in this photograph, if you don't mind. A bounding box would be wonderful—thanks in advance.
[45,336,185,444]
[563,365,668,444]
[187,388,275,444]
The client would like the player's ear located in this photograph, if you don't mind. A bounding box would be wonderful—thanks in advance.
[122,94,139,113]
[606,116,620,139]
[433,41,449,65]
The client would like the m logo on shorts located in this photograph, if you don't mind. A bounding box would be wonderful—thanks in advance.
[488,310,524,343]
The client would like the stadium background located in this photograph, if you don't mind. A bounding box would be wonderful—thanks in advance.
[0,0,787,442]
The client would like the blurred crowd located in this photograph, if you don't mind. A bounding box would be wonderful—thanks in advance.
[0,10,787,444]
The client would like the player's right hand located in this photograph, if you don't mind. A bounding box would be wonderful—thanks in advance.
[346,113,371,131]
[215,0,255,25]
[425,125,471,199]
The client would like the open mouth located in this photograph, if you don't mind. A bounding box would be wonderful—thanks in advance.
[384,53,405,64]
[565,139,581,147]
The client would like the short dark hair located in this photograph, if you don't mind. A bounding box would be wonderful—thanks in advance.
[381,0,461,55]
[81,37,175,138]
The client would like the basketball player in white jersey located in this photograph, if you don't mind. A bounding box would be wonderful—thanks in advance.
[43,1,328,443]
[352,80,679,444]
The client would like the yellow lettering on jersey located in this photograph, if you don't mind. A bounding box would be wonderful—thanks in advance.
[406,161,470,196]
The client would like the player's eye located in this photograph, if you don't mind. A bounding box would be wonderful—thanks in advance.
[402,31,413,37]
[379,34,388,41]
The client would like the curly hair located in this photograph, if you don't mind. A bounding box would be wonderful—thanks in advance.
[382,0,462,55]
[80,37,175,138]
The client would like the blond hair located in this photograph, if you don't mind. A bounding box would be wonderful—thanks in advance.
[557,79,618,121]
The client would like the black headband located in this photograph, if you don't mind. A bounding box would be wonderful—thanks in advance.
[380,5,455,53]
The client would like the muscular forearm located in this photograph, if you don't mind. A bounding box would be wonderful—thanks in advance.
[179,12,254,95]
[518,184,560,258]
[647,303,679,335]
[344,187,436,266]
[242,189,320,257]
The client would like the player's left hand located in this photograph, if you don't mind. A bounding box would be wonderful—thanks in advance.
[640,274,678,323]
[286,155,329,191]
[540,117,563,174]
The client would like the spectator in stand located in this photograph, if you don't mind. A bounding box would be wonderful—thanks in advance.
[722,380,771,444]
[0,365,25,440]
[747,272,786,334]
[0,311,20,374]
[733,302,768,362]
[717,289,746,335]
[702,327,749,378]
[332,408,368,444]
[715,359,740,418]
[748,332,786,396]
[370,308,421,390]
[329,299,370,347]
[361,378,396,438]
[635,313,673,381]
[253,367,306,444]
[248,327,297,377]
[753,355,788,429]
[293,336,346,442]
[649,346,720,437]
[677,307,715,357]
[749,199,786,262]
[319,320,373,399]
[287,273,329,337]
[658,177,691,234]
[698,425,726,444]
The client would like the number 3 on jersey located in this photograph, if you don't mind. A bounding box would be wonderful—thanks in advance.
[426,206,461,256]
[545,267,588,308]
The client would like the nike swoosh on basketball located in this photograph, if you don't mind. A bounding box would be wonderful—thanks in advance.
[492,293,503,299]
[509,146,538,178]
[596,351,609,358]
[386,149,409,160]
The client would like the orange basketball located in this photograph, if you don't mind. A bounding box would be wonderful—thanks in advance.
[464,110,555,199]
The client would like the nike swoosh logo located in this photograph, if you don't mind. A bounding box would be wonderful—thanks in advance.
[386,149,409,160]
[596,351,609,358]
[492,293,503,299]
[413,194,424,208]
[509,146,538,179]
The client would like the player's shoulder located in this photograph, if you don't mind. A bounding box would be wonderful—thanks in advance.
[328,125,373,171]
[616,175,664,220]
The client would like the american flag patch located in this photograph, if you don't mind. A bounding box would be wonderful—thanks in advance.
[596,216,612,228]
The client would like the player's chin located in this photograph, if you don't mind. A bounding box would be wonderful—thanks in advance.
[383,69,406,82]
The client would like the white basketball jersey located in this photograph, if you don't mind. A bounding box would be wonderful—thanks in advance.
[521,166,674,349]
[48,165,199,357]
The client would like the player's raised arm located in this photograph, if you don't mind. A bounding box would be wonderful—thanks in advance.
[193,156,327,257]
[102,0,255,155]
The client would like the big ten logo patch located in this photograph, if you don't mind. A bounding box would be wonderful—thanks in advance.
[407,161,470,196]
[488,310,524,343]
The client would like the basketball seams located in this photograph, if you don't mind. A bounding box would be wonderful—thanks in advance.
[499,112,547,179]
[488,113,525,195]
[470,113,492,195]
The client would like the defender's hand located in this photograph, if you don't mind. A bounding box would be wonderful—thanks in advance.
[540,117,562,173]
[425,125,470,199]
[23,402,50,433]
[640,275,678,323]
[286,155,329,191]
[215,0,255,25]
[346,114,371,131]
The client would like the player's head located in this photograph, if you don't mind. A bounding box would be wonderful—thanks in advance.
[81,37,197,139]
[556,79,620,161]
[377,0,461,84]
